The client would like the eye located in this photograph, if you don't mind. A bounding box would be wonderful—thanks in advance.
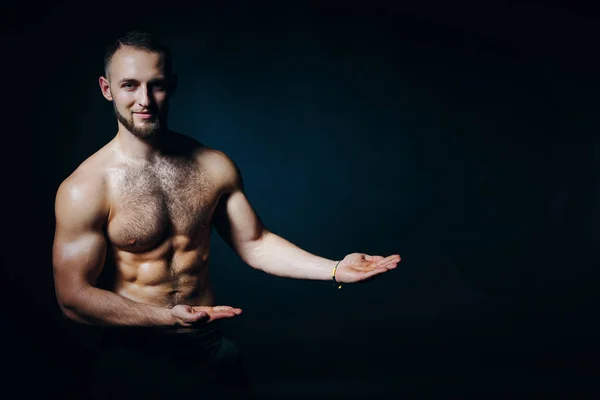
[122,82,137,90]
[151,82,166,91]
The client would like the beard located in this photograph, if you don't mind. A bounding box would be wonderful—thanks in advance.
[113,103,167,139]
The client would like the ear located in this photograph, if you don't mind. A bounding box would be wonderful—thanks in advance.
[99,76,113,101]
[168,74,178,96]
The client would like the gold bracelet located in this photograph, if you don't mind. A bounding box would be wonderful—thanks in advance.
[332,260,342,289]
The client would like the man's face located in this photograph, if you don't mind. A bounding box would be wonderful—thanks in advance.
[100,46,171,139]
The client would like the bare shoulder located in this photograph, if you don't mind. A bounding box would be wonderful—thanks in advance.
[55,145,113,227]
[192,143,242,191]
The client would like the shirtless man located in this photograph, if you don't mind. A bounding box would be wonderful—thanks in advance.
[52,30,401,399]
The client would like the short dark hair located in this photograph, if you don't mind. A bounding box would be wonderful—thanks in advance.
[104,30,172,78]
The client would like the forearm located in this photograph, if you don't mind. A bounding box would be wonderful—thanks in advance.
[243,231,338,280]
[59,285,174,328]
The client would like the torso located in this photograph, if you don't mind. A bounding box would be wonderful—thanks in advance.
[93,134,227,308]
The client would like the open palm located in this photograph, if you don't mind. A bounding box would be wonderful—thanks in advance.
[335,253,401,283]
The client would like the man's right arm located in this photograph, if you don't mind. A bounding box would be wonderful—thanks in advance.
[52,173,177,327]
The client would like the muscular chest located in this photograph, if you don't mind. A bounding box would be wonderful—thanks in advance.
[106,160,218,250]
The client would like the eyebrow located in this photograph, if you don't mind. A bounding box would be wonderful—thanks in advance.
[118,78,137,85]
[118,77,167,85]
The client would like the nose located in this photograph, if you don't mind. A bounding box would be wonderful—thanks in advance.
[137,84,151,108]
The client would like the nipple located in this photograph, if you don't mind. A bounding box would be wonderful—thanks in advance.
[128,239,137,246]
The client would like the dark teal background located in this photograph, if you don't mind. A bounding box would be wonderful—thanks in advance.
[3,1,599,398]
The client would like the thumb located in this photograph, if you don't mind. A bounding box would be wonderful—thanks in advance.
[189,308,210,322]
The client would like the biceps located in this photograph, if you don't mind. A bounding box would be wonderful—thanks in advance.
[52,231,107,303]
[214,191,265,244]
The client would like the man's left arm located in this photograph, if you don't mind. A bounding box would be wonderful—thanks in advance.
[212,153,400,284]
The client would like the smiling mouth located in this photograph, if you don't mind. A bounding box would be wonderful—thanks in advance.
[133,112,155,119]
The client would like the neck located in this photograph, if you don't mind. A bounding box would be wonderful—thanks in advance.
[115,126,168,160]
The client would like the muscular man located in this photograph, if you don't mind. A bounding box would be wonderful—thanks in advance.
[52,30,400,399]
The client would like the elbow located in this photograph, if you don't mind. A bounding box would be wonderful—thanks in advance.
[59,303,81,322]
[56,293,79,319]
[55,287,90,324]
[239,229,271,269]
[57,300,92,326]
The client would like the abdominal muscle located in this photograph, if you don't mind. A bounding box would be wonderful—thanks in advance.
[108,237,215,310]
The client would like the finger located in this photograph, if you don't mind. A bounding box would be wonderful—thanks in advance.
[376,258,400,270]
[188,310,236,326]
[375,254,401,267]
[206,310,240,322]
[192,305,243,316]
[212,306,234,311]
[212,305,243,315]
